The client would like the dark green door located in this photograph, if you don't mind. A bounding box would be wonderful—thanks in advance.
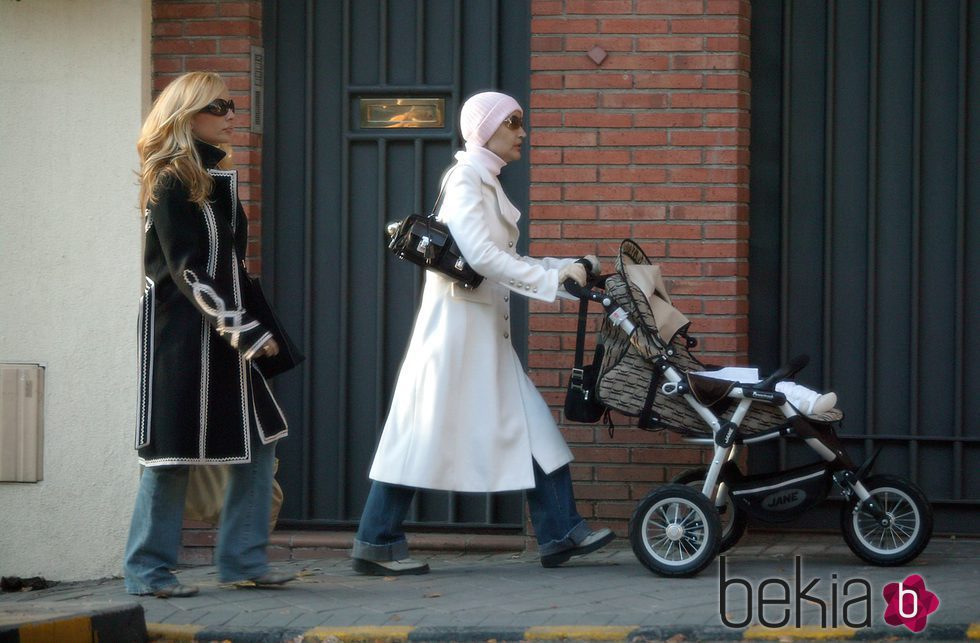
[749,0,979,534]
[261,0,531,528]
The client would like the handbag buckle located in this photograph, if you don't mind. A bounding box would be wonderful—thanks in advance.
[418,235,438,262]
[454,257,466,272]
[569,367,585,391]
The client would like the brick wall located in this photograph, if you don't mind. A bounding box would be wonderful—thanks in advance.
[527,0,752,533]
[151,0,264,564]
[152,0,264,274]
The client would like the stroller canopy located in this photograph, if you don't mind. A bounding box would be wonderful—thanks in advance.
[622,263,689,347]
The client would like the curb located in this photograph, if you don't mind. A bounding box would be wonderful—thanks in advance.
[0,600,147,643]
[145,622,980,642]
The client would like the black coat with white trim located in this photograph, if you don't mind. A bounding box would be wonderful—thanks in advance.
[136,141,287,466]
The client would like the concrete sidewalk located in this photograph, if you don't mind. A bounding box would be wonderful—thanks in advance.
[1,533,977,641]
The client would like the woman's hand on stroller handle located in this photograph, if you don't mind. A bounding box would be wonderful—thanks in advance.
[562,258,603,302]
[582,254,601,275]
[558,261,589,289]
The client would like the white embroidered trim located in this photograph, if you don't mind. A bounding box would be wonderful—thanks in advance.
[243,331,273,361]
[201,202,219,277]
[136,276,155,449]
[229,249,250,433]
[208,168,238,231]
[139,455,251,466]
[198,319,211,459]
[198,201,219,459]
[183,270,261,349]
[211,169,250,440]
[250,363,288,444]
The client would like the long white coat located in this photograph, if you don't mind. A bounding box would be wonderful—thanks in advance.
[369,150,575,492]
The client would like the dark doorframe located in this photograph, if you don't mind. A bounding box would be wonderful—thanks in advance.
[261,0,531,529]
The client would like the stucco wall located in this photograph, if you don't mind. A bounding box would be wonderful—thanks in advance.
[0,0,150,581]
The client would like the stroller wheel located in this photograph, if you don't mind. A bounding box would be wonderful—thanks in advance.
[840,474,933,566]
[672,467,747,552]
[629,483,721,577]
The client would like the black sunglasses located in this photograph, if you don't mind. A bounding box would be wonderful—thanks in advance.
[199,98,235,116]
[502,114,523,130]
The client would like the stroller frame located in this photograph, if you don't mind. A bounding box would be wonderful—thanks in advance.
[565,261,933,578]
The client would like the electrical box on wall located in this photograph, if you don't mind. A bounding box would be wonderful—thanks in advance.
[0,363,44,482]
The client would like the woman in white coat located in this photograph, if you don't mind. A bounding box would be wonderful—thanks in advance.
[351,91,614,575]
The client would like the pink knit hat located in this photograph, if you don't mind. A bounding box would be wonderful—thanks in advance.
[459,91,523,146]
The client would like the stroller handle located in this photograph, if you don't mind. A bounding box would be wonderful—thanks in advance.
[756,354,810,390]
[563,278,609,305]
[563,257,606,303]
[563,256,605,302]
[563,278,590,299]
[563,275,632,335]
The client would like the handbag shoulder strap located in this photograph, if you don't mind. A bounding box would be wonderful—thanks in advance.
[572,296,589,369]
[429,160,504,219]
[429,163,462,218]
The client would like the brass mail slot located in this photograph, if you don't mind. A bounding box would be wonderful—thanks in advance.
[360,98,445,129]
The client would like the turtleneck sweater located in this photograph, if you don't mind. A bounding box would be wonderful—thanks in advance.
[463,142,507,177]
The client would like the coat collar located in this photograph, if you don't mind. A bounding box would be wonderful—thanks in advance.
[463,142,506,176]
[453,150,494,185]
[195,140,227,169]
[453,150,521,233]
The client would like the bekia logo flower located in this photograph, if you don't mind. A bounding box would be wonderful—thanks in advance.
[882,574,939,632]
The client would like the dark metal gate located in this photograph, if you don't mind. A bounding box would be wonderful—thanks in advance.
[261,0,531,528]
[749,0,979,534]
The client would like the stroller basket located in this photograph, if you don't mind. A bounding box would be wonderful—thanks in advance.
[585,240,784,434]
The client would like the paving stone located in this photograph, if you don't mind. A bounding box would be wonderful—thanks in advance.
[1,533,975,639]
[221,610,275,627]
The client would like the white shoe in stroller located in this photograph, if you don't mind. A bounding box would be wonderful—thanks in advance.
[696,368,838,416]
[775,382,837,415]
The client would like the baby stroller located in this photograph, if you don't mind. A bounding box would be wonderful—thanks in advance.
[563,240,933,577]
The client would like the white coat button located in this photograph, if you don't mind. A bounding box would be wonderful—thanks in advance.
[508,241,514,247]
[509,279,515,285]
[504,332,509,339]
[504,296,509,302]
[524,285,530,291]
[533,288,538,293]
[504,314,509,320]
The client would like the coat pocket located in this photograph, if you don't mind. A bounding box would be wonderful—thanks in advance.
[135,277,155,449]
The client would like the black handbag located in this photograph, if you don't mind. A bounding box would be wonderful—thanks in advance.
[385,166,484,289]
[244,276,305,378]
[564,296,606,423]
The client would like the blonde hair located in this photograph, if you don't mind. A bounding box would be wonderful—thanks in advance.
[137,71,233,210]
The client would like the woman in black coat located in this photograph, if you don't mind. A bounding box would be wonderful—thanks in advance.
[124,71,294,597]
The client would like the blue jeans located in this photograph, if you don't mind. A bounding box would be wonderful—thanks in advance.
[123,441,276,594]
[352,460,590,561]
